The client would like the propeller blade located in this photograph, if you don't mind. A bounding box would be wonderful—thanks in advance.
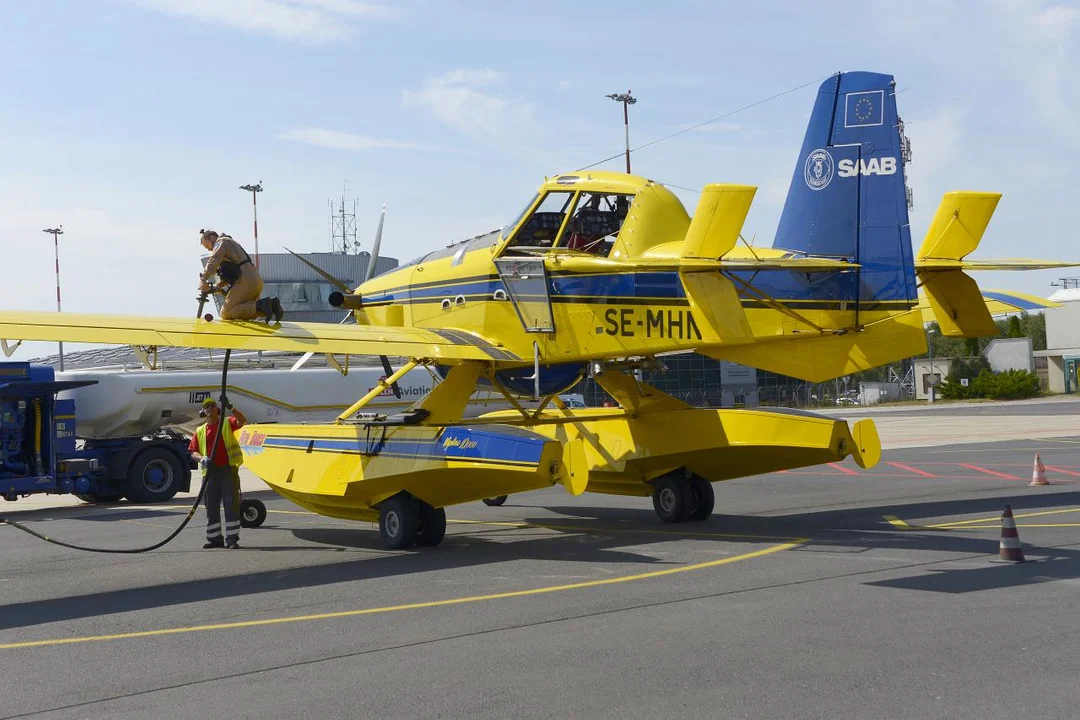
[284,246,352,293]
[364,205,386,283]
[380,353,402,399]
[289,311,354,371]
[290,352,314,372]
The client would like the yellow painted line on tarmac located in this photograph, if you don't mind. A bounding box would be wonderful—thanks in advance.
[930,507,1080,529]
[0,537,808,650]
[884,508,1080,531]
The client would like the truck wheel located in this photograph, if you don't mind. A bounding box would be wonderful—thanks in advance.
[125,448,183,503]
[75,492,124,504]
[482,495,508,507]
[240,498,267,528]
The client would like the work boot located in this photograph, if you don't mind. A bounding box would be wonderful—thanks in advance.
[270,297,284,323]
[255,297,273,324]
[226,538,240,549]
[204,538,224,549]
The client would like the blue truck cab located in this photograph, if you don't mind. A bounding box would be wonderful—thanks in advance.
[0,363,192,504]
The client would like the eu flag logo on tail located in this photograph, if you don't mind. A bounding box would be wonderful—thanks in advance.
[844,90,884,128]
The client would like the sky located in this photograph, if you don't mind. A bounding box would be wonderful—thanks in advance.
[1,0,1078,360]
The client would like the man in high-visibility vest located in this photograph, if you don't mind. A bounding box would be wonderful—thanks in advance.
[188,397,247,549]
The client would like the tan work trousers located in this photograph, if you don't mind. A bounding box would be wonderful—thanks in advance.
[221,265,264,320]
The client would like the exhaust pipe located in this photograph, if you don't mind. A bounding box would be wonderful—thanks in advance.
[329,291,364,310]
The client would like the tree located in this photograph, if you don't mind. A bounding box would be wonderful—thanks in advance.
[1007,315,1023,338]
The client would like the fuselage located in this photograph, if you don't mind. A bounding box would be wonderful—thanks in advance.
[350,172,924,383]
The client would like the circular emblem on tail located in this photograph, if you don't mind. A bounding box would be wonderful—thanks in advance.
[804,148,834,191]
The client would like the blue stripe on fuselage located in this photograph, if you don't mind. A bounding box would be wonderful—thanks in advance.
[363,268,912,305]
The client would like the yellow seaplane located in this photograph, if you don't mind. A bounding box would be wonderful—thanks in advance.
[0,71,1071,549]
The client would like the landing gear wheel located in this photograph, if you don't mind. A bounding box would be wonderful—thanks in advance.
[240,498,267,528]
[652,475,691,523]
[482,495,508,507]
[415,503,447,547]
[686,475,715,521]
[379,494,419,550]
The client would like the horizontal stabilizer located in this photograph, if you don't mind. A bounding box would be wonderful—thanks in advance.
[718,257,858,272]
[918,258,1080,272]
[920,270,997,337]
[917,191,1001,261]
[682,184,756,259]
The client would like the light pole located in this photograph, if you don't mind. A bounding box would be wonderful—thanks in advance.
[606,90,637,173]
[239,182,263,269]
[42,226,64,371]
[926,326,937,403]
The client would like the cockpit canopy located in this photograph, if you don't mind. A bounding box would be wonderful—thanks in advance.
[500,173,648,258]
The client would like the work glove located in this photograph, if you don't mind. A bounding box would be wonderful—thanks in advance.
[199,456,210,470]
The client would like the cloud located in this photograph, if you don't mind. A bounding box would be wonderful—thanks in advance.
[127,0,393,43]
[402,68,537,143]
[277,128,428,151]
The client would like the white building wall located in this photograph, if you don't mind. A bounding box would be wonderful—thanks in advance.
[984,338,1033,373]
[1046,303,1080,350]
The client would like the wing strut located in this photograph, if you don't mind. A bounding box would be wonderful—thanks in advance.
[335,359,419,423]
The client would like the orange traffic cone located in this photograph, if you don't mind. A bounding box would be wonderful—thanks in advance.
[998,505,1026,562]
[1030,453,1049,486]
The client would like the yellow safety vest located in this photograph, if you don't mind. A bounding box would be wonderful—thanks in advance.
[196,419,244,469]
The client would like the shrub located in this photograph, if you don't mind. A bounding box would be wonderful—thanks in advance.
[940,367,1040,400]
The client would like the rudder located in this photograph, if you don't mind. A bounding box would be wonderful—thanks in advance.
[773,71,916,312]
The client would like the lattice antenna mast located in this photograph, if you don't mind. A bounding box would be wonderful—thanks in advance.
[329,182,359,254]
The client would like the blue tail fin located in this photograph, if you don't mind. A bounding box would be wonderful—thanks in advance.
[773,71,916,309]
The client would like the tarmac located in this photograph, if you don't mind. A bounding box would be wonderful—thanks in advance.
[2,400,1080,718]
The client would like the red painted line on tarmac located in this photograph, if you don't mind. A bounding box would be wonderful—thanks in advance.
[956,463,1021,480]
[827,462,859,476]
[1047,466,1080,477]
[885,461,937,478]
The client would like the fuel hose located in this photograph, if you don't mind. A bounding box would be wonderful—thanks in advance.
[0,349,233,553]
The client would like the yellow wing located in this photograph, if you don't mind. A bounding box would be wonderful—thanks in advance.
[0,310,518,362]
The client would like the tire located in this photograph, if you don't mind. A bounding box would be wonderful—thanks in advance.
[685,475,715,521]
[125,447,183,503]
[415,503,447,547]
[75,492,124,504]
[240,498,267,528]
[652,475,691,523]
[482,495,508,507]
[379,494,419,550]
